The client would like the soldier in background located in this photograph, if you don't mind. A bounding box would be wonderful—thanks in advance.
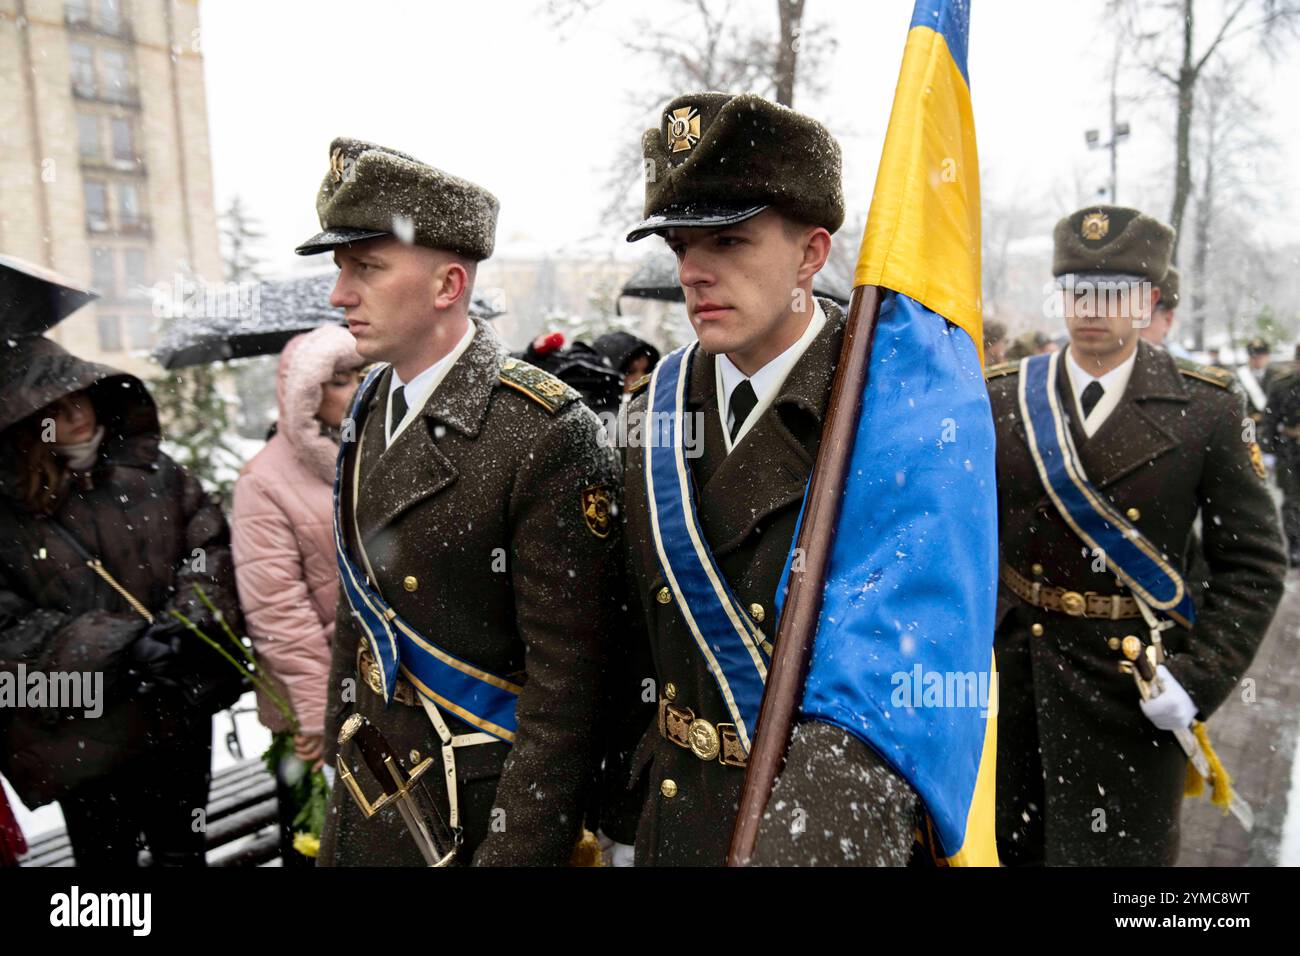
[983,320,1008,365]
[1238,338,1281,449]
[1265,361,1300,564]
[986,205,1284,865]
[1140,266,1188,358]
[1004,329,1055,362]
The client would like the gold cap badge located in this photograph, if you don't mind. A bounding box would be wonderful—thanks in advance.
[1081,211,1110,241]
[667,106,701,153]
[330,147,347,183]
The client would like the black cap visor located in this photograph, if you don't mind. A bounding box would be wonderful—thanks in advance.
[295,227,392,256]
[626,203,768,243]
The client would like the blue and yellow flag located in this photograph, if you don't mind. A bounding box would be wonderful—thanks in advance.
[778,0,999,866]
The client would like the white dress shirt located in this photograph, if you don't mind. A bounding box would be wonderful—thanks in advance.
[386,322,477,446]
[1063,346,1136,438]
[716,299,827,452]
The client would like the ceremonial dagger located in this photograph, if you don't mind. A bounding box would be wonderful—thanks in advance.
[335,713,459,866]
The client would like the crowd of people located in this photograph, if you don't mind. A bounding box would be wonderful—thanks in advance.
[1,89,1291,870]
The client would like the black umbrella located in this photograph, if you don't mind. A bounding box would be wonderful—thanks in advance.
[152,273,341,370]
[618,251,852,307]
[153,272,508,369]
[0,253,99,338]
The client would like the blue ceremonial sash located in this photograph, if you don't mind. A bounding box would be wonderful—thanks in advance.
[644,343,771,752]
[1018,351,1195,627]
[333,367,520,742]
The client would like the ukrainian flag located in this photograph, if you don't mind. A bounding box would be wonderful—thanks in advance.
[778,0,999,866]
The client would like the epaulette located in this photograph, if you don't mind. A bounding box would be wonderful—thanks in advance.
[1175,357,1234,390]
[498,357,580,414]
[628,373,651,396]
[984,361,1019,381]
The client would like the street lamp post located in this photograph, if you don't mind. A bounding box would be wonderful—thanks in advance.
[1086,53,1130,203]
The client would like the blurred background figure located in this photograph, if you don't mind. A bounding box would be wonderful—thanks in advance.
[231,325,363,866]
[1265,354,1300,565]
[1004,329,1056,361]
[0,785,25,866]
[0,333,243,867]
[982,320,1008,365]
[1140,267,1188,358]
[1239,338,1280,452]
[592,330,662,395]
[517,330,624,419]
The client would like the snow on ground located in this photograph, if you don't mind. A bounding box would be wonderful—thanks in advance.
[6,691,272,847]
[1279,708,1300,865]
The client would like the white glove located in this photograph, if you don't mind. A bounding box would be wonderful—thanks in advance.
[1139,664,1197,731]
[610,842,635,867]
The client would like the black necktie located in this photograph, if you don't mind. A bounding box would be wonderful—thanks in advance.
[729,379,758,441]
[1080,380,1104,419]
[390,385,409,434]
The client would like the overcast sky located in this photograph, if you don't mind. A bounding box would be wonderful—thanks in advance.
[198,0,1300,275]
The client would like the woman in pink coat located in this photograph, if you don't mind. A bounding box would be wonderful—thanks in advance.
[232,325,362,863]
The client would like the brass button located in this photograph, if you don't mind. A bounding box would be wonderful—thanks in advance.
[749,602,765,624]
[656,586,672,605]
[660,779,678,799]
[1107,637,1121,651]
[664,682,677,701]
[1121,635,1142,661]
[409,749,421,764]
[1126,507,1141,521]
[1031,563,1044,576]
[1030,623,1044,637]
[403,575,418,592]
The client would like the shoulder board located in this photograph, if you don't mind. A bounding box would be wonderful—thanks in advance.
[984,361,1019,381]
[628,373,651,397]
[1175,358,1234,390]
[498,357,580,414]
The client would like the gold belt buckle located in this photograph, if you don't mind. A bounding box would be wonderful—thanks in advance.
[687,718,720,761]
[1059,590,1086,616]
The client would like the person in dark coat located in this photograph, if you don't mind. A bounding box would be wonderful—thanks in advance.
[1264,365,1300,564]
[0,335,242,866]
[592,331,661,393]
[987,206,1285,866]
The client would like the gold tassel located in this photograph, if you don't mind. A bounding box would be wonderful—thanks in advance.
[568,829,604,867]
[1182,721,1233,814]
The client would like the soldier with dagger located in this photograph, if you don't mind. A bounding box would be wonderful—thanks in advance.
[985,205,1285,865]
[296,138,622,866]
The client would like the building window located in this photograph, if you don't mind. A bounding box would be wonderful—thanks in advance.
[125,312,153,350]
[76,112,101,159]
[70,42,96,96]
[115,181,139,225]
[84,180,108,231]
[91,246,116,295]
[100,49,130,102]
[97,0,123,36]
[66,0,91,27]
[97,313,122,352]
[110,116,133,163]
[123,248,148,293]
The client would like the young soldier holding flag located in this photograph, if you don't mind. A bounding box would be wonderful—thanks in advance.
[604,0,999,867]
